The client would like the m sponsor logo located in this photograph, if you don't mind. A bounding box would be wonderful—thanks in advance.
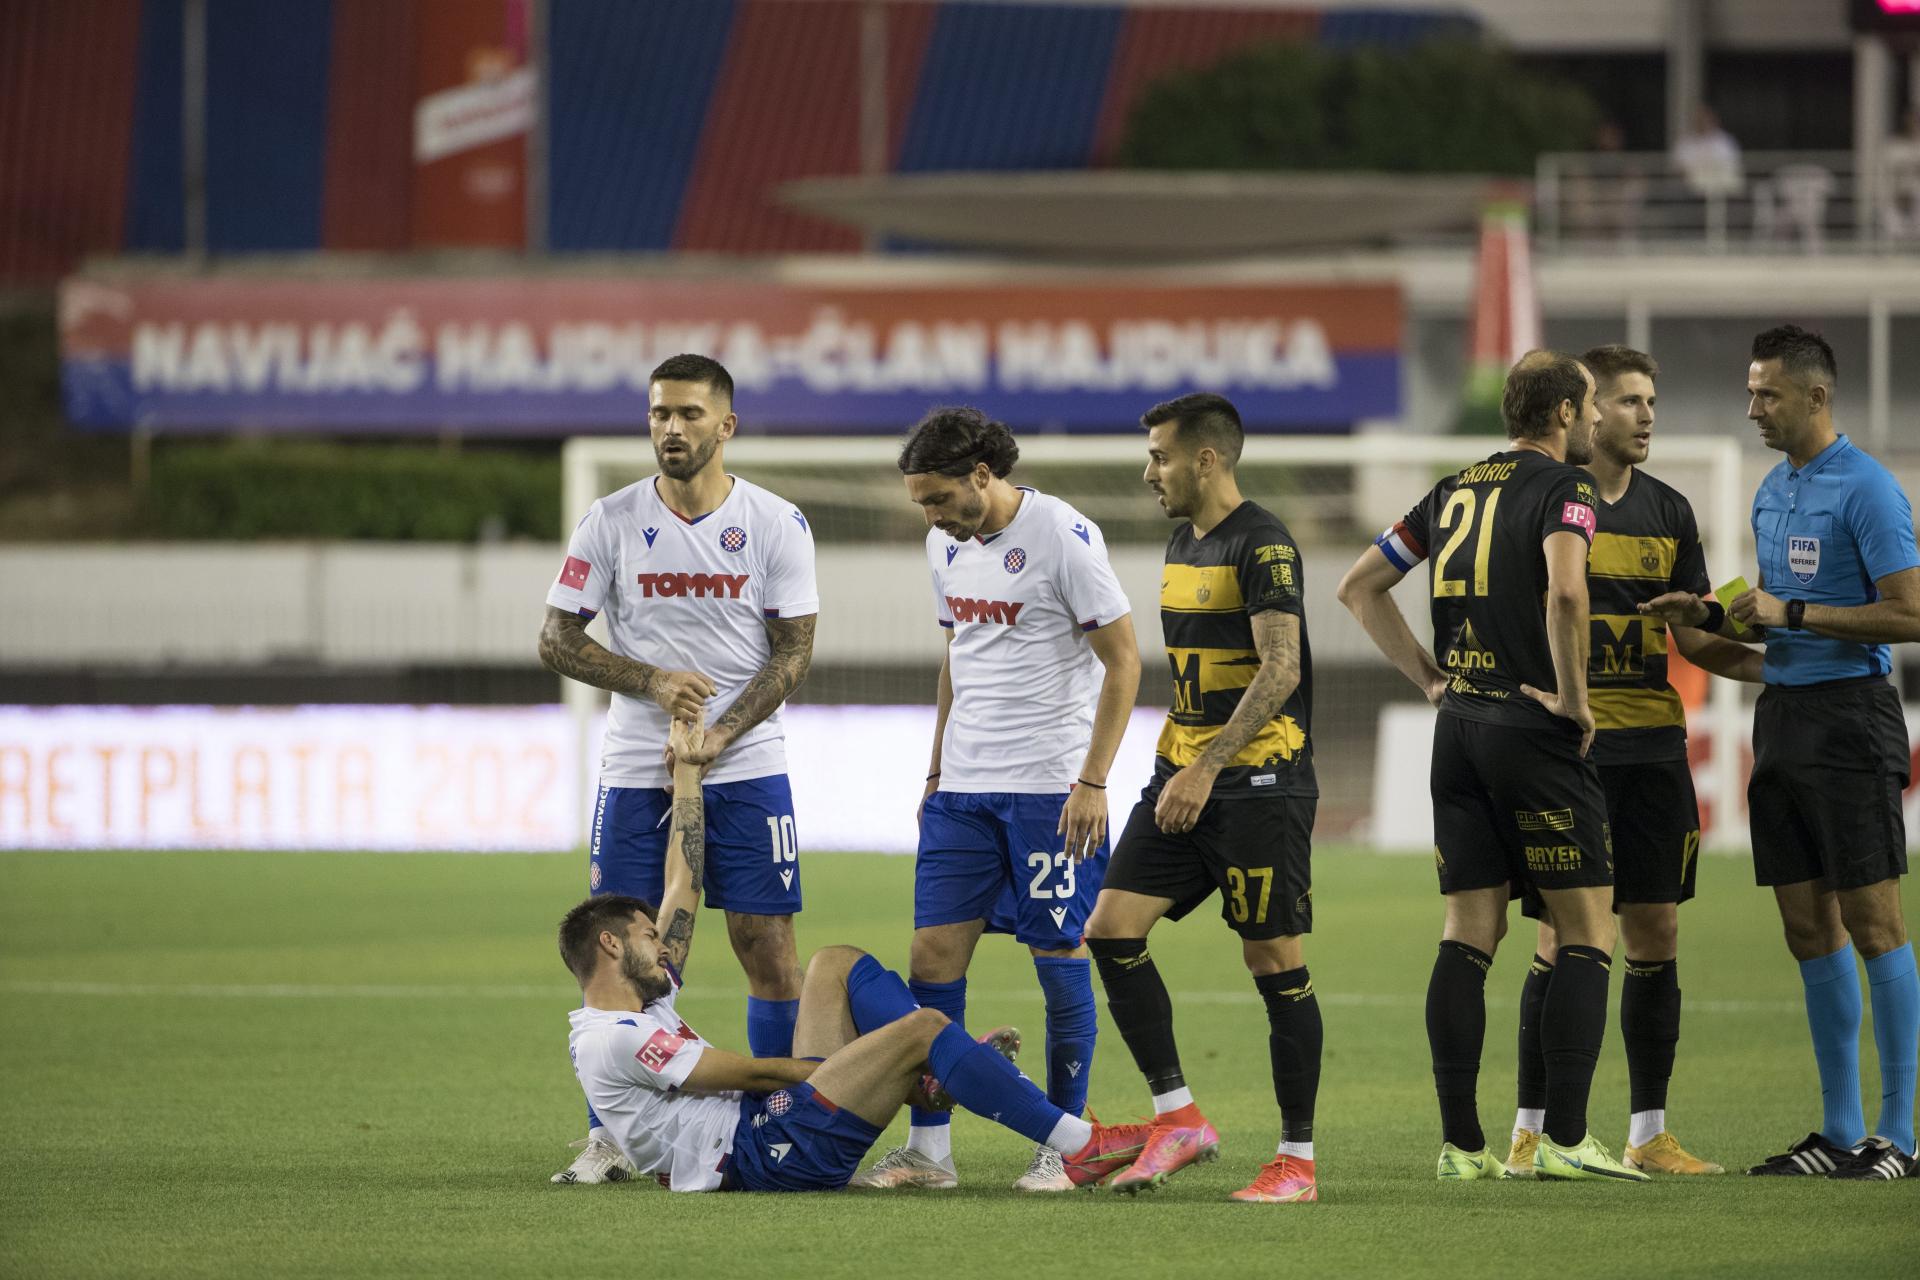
[642,527,659,547]
[1515,808,1576,833]
[635,572,750,598]
[946,596,1024,625]
[1071,523,1091,545]
[1790,536,1820,584]
[945,544,959,565]
[1524,844,1585,872]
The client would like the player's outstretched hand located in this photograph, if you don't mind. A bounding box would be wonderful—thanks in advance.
[1058,783,1108,862]
[652,670,717,721]
[1517,684,1596,758]
[1638,591,1711,628]
[1153,763,1216,834]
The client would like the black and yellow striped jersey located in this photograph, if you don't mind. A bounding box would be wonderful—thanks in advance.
[1150,501,1316,800]
[1380,450,1599,732]
[1585,468,1710,765]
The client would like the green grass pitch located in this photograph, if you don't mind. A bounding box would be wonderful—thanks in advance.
[2,849,1916,1278]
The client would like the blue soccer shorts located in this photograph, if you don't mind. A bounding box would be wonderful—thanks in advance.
[915,790,1109,951]
[589,775,801,916]
[721,1084,884,1192]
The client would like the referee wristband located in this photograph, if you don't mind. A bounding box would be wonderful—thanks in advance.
[1076,779,1107,790]
[1698,600,1726,633]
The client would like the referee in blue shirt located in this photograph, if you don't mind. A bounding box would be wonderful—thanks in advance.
[1647,325,1920,1179]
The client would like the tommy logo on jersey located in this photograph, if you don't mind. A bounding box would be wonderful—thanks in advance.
[947,596,1024,625]
[558,556,591,590]
[720,527,748,553]
[635,572,750,598]
[1789,536,1820,584]
[1004,548,1027,574]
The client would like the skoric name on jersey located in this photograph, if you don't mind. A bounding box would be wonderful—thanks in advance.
[946,596,1025,625]
[633,572,751,599]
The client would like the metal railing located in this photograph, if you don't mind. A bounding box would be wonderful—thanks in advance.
[1535,148,1920,254]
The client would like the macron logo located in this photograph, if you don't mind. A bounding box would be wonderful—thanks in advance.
[636,572,750,599]
[946,596,1024,625]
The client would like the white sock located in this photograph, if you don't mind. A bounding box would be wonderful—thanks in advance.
[1045,1114,1094,1155]
[1277,1139,1314,1161]
[1150,1086,1195,1115]
[587,1124,611,1146]
[906,1124,951,1162]
[1513,1108,1544,1140]
[1628,1109,1665,1149]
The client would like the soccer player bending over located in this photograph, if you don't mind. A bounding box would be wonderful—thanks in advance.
[854,408,1143,1192]
[1084,394,1325,1203]
[561,719,1139,1193]
[1339,351,1646,1182]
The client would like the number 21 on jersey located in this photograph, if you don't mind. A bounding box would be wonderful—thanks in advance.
[1433,488,1503,598]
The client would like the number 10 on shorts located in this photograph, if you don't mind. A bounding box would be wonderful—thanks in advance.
[765,815,798,864]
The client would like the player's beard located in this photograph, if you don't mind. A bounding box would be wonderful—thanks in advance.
[655,434,719,482]
[945,487,988,540]
[1564,423,1596,467]
[621,946,673,1004]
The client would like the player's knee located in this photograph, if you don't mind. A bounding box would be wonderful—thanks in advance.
[805,945,866,982]
[905,1006,950,1039]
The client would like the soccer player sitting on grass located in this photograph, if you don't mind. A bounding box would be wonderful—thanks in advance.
[559,718,1143,1193]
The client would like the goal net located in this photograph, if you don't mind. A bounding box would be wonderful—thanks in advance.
[561,433,1749,853]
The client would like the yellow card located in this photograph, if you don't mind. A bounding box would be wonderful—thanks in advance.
[1715,576,1759,638]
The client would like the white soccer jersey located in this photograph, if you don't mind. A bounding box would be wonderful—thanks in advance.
[568,979,741,1193]
[548,475,819,789]
[928,489,1132,793]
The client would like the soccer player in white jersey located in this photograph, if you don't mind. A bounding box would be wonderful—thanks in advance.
[853,407,1145,1192]
[562,717,1146,1194]
[540,354,817,1184]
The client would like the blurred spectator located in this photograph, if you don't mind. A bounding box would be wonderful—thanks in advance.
[1566,121,1646,243]
[1672,105,1743,198]
[1881,105,1920,242]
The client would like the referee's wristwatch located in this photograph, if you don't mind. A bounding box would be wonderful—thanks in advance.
[1786,598,1807,630]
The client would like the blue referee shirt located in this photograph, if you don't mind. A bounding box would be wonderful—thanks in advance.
[1752,433,1920,685]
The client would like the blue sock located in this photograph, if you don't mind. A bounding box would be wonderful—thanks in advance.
[1034,956,1096,1116]
[746,996,799,1059]
[1799,943,1866,1149]
[846,954,918,1035]
[1864,942,1919,1155]
[586,1101,603,1131]
[908,977,967,1129]
[926,1022,1064,1147]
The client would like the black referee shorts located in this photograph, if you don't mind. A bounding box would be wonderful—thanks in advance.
[1750,677,1909,891]
[1431,712,1612,898]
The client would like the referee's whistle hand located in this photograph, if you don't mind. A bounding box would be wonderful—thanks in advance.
[1518,684,1597,758]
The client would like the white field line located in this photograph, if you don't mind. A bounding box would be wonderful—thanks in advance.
[0,979,1802,1015]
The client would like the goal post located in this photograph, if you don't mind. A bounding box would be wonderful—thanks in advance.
[559,432,1749,852]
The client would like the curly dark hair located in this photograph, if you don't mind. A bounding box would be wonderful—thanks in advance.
[896,406,1020,478]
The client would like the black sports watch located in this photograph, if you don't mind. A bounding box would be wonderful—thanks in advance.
[1786,598,1807,631]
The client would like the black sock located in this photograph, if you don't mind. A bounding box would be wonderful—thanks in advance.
[1542,944,1612,1147]
[1516,954,1554,1114]
[1255,966,1322,1144]
[1621,957,1680,1117]
[1088,937,1185,1094]
[1426,940,1492,1151]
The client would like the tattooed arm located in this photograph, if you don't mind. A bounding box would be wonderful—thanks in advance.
[678,613,817,768]
[657,719,707,975]
[1153,611,1302,833]
[538,606,716,720]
